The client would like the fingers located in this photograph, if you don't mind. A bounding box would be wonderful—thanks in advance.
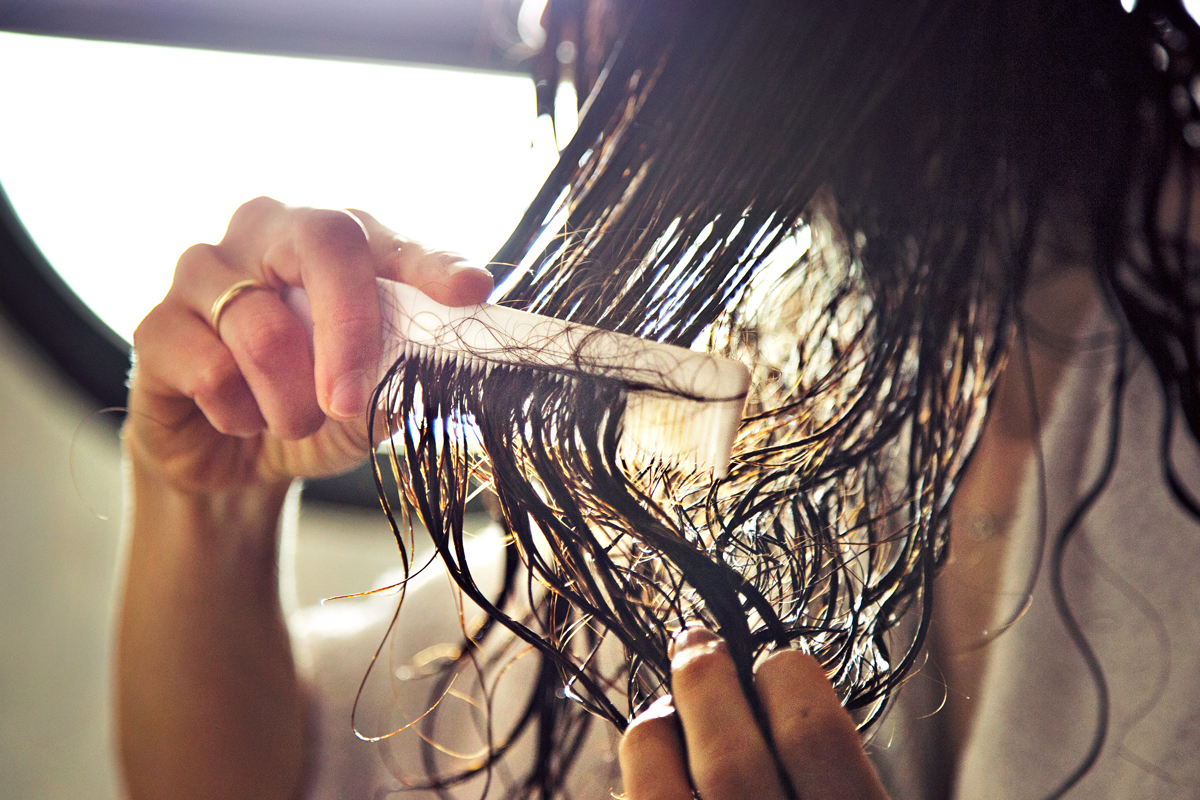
[143,196,496,449]
[668,628,786,800]
[272,207,381,420]
[352,208,494,306]
[133,301,266,438]
[219,200,381,422]
[174,199,493,431]
[129,197,497,492]
[220,200,492,422]
[217,286,324,440]
[619,629,891,800]
[755,651,890,800]
[169,240,324,440]
[618,697,692,800]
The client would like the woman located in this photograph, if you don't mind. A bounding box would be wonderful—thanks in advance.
[117,1,1200,798]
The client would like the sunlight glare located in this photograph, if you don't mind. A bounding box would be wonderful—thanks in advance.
[0,32,558,341]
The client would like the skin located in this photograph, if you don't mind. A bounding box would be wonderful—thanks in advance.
[117,197,493,800]
[119,196,892,800]
[620,628,891,800]
[933,262,1099,779]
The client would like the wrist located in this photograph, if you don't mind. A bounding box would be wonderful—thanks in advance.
[125,444,294,593]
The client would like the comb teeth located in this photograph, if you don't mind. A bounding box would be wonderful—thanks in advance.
[621,392,744,477]
[285,279,750,478]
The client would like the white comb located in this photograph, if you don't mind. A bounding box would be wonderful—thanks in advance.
[285,278,749,478]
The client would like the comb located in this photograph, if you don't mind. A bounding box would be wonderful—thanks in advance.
[285,278,749,477]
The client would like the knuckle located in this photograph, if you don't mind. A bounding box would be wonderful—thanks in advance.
[173,243,221,283]
[772,700,856,760]
[757,650,823,686]
[297,207,368,254]
[386,236,432,273]
[271,409,323,442]
[221,197,287,249]
[694,741,774,798]
[237,314,299,372]
[131,304,164,351]
[231,195,284,226]
[191,351,244,405]
[343,207,384,232]
[755,650,859,761]
[423,248,465,268]
[322,306,377,341]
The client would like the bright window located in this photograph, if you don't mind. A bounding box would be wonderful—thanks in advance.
[0,32,557,341]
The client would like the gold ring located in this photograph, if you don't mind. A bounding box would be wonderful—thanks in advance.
[210,279,270,332]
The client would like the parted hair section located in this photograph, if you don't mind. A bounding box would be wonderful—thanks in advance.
[352,0,1200,796]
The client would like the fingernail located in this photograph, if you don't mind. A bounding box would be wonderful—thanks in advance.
[670,626,722,670]
[331,369,373,419]
[639,695,676,721]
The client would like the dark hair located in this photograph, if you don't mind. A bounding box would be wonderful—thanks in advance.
[366,1,1200,797]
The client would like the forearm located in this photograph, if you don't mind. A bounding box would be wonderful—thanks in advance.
[117,451,304,800]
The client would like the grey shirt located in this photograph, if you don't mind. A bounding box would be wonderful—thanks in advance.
[873,326,1200,798]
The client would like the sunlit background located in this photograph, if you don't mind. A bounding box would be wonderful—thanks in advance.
[6,0,1200,343]
[0,29,567,341]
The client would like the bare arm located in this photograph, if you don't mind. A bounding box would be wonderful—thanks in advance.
[118,470,299,799]
[117,197,493,800]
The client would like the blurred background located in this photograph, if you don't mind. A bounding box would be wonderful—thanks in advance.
[0,2,566,796]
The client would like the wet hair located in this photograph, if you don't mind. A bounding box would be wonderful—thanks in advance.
[362,1,1200,797]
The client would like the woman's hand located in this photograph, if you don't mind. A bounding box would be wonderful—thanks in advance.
[126,196,493,494]
[619,628,891,800]
[117,198,493,800]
